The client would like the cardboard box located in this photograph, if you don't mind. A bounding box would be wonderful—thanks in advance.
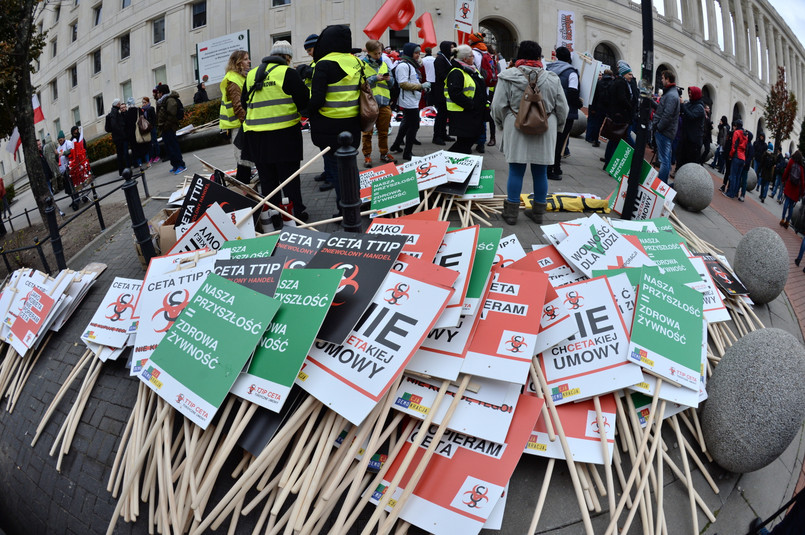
[132,208,180,269]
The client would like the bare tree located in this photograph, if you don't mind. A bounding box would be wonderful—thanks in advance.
[763,66,799,152]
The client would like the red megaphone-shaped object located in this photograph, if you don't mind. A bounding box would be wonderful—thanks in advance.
[415,13,437,50]
[364,0,416,39]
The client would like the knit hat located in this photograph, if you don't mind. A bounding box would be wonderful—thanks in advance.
[303,34,319,50]
[768,142,774,151]
[57,130,65,139]
[112,98,121,107]
[688,86,702,100]
[467,32,485,46]
[270,40,293,58]
[126,97,136,107]
[555,46,572,63]
[617,60,632,76]
[402,42,420,58]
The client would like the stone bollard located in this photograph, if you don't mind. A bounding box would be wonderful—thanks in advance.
[732,226,788,304]
[674,163,713,212]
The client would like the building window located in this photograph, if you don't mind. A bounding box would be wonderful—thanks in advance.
[51,39,57,58]
[121,80,132,102]
[55,5,60,21]
[54,119,61,137]
[120,33,130,59]
[153,17,165,44]
[153,65,167,87]
[70,64,78,87]
[192,54,199,83]
[94,94,104,117]
[272,33,291,45]
[38,22,43,35]
[192,1,206,29]
[50,79,58,101]
[70,21,78,42]
[72,107,81,126]
[0,163,4,176]
[93,5,102,26]
[92,49,101,74]
[121,0,131,8]
[272,0,290,6]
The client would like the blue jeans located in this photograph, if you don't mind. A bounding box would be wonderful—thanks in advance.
[655,132,673,184]
[507,163,548,204]
[323,152,341,206]
[782,196,797,223]
[797,237,805,262]
[150,127,159,159]
[739,165,750,197]
[727,157,745,197]
[162,129,185,169]
[760,179,770,200]
[770,172,783,199]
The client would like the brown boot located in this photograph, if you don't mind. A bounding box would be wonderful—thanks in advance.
[524,201,547,224]
[502,200,519,225]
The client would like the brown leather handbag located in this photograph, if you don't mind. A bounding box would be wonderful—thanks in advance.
[358,62,379,133]
[600,116,629,139]
[514,68,549,135]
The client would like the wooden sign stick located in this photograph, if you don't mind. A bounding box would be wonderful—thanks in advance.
[577,463,600,512]
[611,447,633,509]
[593,396,616,519]
[658,446,716,522]
[308,471,371,535]
[671,414,698,533]
[56,356,103,471]
[188,396,236,511]
[106,383,140,493]
[527,457,555,534]
[654,432,665,535]
[244,471,283,535]
[237,146,331,226]
[9,332,54,413]
[623,392,660,497]
[533,361,594,534]
[528,364,555,441]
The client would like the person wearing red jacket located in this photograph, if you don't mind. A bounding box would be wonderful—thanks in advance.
[724,119,747,198]
[780,150,805,228]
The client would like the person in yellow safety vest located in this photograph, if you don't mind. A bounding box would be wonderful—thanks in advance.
[219,50,252,183]
[361,39,396,168]
[444,44,487,155]
[308,24,362,215]
[241,40,311,226]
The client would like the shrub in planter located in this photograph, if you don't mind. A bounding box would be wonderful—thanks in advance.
[180,99,221,129]
[86,133,116,162]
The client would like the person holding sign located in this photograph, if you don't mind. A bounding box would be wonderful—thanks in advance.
[491,40,568,225]
[242,41,311,224]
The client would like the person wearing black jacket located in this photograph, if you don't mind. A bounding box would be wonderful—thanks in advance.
[432,40,456,145]
[444,45,487,154]
[603,61,636,167]
[675,86,705,171]
[546,46,580,180]
[711,115,729,171]
[587,69,613,147]
[104,99,127,176]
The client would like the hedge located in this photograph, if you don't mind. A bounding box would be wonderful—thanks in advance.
[85,99,222,162]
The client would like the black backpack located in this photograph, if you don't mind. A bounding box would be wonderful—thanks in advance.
[389,65,401,110]
[790,162,802,186]
[171,95,185,121]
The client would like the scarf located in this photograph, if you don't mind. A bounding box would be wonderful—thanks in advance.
[472,42,488,52]
[456,59,477,73]
[514,59,543,68]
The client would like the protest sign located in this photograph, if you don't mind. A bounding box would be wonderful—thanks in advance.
[81,277,141,349]
[609,219,659,234]
[8,286,56,355]
[299,254,456,425]
[130,252,219,376]
[2,269,51,341]
[556,214,655,277]
[305,232,405,344]
[696,253,748,296]
[538,276,642,405]
[686,255,730,323]
[605,140,657,184]
[610,173,676,220]
[50,268,104,332]
[396,151,448,191]
[623,230,700,284]
[175,174,257,227]
[434,175,471,197]
[393,374,521,443]
[169,203,240,254]
[406,312,483,381]
[628,268,704,391]
[231,269,342,412]
[220,235,279,259]
[492,234,526,268]
[524,393,617,465]
[141,273,279,429]
[462,266,549,384]
[370,170,420,217]
[213,257,284,296]
[433,226,479,328]
[459,170,494,200]
[443,152,482,183]
[367,218,449,262]
[272,228,330,269]
[540,218,585,245]
[462,228,502,317]
[359,162,398,202]
[368,394,542,535]
[629,391,687,427]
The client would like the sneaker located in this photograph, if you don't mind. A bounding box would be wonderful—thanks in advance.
[152,157,160,163]
[432,138,446,146]
[390,146,403,153]
[169,167,178,174]
[364,156,372,168]
[738,196,744,202]
[173,166,187,174]
[379,153,395,163]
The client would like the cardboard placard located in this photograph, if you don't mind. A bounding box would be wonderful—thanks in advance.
[459,170,494,200]
[462,228,503,317]
[624,230,700,284]
[81,277,141,349]
[141,273,280,429]
[370,170,420,217]
[169,203,240,254]
[396,151,449,191]
[442,152,482,183]
[298,254,457,425]
[686,256,730,323]
[8,287,56,355]
[492,234,526,268]
[175,174,257,227]
[367,218,449,263]
[696,253,749,296]
[272,228,330,269]
[433,226,479,328]
[220,234,280,259]
[406,312,483,381]
[213,257,284,296]
[359,162,399,202]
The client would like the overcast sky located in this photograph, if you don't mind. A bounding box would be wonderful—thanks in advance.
[767,0,805,53]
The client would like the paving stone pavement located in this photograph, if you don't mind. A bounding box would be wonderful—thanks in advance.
[0,127,802,534]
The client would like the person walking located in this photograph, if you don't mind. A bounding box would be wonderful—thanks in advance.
[491,40,568,225]
[432,41,456,146]
[444,45,487,154]
[759,143,776,203]
[711,115,729,170]
[219,50,252,182]
[737,130,754,201]
[361,40,395,168]
[724,119,747,198]
[156,83,187,175]
[588,69,613,148]
[389,42,429,161]
[546,46,580,181]
[770,151,788,203]
[308,24,362,211]
[779,150,805,229]
[242,40,310,227]
[123,97,148,170]
[140,96,158,164]
[651,70,680,184]
[104,99,127,176]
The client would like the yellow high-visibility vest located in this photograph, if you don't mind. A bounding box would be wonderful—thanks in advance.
[219,70,246,129]
[243,63,300,132]
[317,52,361,119]
[364,61,390,100]
[444,68,476,112]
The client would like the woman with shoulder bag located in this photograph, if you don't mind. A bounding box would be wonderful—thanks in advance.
[491,40,568,225]
[780,150,805,229]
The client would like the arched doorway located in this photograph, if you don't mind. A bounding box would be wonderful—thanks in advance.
[701,84,715,109]
[479,18,517,62]
[732,102,745,123]
[756,117,765,137]
[593,43,618,70]
[655,64,676,94]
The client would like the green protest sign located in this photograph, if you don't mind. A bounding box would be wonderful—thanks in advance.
[141,273,280,429]
[620,230,700,284]
[230,268,342,412]
[460,170,495,200]
[605,140,654,182]
[628,267,703,391]
[462,227,502,316]
[371,169,420,217]
[220,235,280,258]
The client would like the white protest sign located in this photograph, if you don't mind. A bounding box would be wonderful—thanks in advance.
[443,152,482,183]
[170,203,240,254]
[81,277,141,349]
[406,312,483,381]
[432,226,479,329]
[396,151,449,191]
[492,234,526,268]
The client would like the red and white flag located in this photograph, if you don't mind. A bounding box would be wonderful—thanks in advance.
[4,127,21,161]
[32,95,45,124]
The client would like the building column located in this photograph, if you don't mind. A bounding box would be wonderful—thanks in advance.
[775,31,784,80]
[757,16,768,82]
[664,0,678,21]
[721,0,734,56]
[681,0,703,37]
[765,21,776,82]
[706,0,719,45]
[746,3,757,77]
[733,0,748,67]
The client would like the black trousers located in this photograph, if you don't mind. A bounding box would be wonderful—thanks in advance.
[551,118,574,173]
[254,159,305,216]
[433,101,448,140]
[392,108,420,157]
[448,137,475,154]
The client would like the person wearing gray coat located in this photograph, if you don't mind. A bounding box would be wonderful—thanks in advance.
[491,40,568,225]
[652,70,680,183]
